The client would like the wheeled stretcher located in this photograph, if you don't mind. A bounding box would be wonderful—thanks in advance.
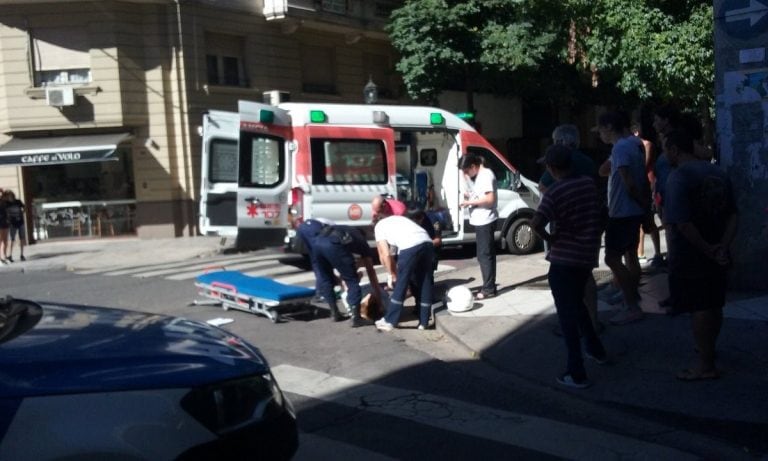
[194,270,318,323]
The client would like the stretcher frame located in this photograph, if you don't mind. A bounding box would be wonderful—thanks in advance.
[193,269,319,323]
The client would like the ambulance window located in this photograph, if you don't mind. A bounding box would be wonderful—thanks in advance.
[240,133,284,187]
[310,139,387,185]
[209,139,237,183]
[467,146,512,189]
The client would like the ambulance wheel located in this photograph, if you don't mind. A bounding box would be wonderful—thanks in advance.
[269,309,280,323]
[222,304,230,311]
[505,218,540,255]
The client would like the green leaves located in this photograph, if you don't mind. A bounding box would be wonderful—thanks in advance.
[386,0,713,114]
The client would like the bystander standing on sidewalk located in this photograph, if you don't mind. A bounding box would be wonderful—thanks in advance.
[632,121,663,268]
[532,144,607,389]
[4,190,26,262]
[597,111,649,325]
[538,124,603,334]
[459,153,498,299]
[0,189,8,264]
[663,130,738,381]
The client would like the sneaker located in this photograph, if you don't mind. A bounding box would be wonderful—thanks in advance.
[6,256,13,263]
[0,259,6,265]
[556,374,592,389]
[20,255,25,262]
[375,318,394,332]
[609,307,644,325]
[637,255,648,264]
[417,324,426,331]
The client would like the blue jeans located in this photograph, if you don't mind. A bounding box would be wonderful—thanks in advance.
[314,238,361,310]
[548,264,605,381]
[475,223,496,295]
[385,242,434,326]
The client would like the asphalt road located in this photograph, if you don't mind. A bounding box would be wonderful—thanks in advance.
[1,247,751,459]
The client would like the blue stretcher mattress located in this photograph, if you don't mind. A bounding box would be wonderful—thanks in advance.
[196,270,315,302]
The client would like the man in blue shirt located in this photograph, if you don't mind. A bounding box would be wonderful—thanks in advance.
[597,111,649,326]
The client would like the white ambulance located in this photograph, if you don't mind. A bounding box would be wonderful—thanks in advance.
[199,101,542,254]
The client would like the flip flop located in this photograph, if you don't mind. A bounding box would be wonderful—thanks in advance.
[676,369,721,382]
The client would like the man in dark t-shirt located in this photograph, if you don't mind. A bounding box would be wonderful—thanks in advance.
[663,130,737,381]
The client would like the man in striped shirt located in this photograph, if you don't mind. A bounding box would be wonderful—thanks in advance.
[532,144,607,389]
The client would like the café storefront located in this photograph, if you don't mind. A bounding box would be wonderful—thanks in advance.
[0,132,136,242]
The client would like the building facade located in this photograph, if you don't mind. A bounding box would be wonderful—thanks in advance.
[0,0,403,241]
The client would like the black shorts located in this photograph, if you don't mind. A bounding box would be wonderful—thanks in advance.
[669,272,726,313]
[604,216,642,253]
[641,211,657,233]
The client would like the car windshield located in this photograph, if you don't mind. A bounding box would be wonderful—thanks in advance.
[0,297,43,344]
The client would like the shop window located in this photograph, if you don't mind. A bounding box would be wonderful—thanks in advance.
[364,53,394,99]
[205,32,247,87]
[301,45,336,94]
[32,28,91,87]
[310,139,387,184]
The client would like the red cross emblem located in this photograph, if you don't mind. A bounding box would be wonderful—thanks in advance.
[246,203,259,217]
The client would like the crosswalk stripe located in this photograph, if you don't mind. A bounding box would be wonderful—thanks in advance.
[272,364,696,460]
[75,251,455,287]
[75,252,266,276]
[165,258,302,281]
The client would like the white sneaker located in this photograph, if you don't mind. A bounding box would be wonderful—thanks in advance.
[375,318,394,332]
[417,324,426,331]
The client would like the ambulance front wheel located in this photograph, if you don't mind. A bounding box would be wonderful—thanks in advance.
[505,218,541,255]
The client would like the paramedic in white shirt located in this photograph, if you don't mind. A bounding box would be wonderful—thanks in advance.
[373,215,434,331]
[459,153,498,299]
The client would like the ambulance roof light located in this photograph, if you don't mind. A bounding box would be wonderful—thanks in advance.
[310,110,327,123]
[259,109,274,124]
[455,112,475,122]
[373,110,389,125]
[430,113,445,125]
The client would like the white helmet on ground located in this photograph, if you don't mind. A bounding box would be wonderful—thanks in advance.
[446,285,474,313]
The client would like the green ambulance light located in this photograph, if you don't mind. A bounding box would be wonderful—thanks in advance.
[430,112,445,125]
[259,109,274,123]
[456,112,475,122]
[310,110,327,123]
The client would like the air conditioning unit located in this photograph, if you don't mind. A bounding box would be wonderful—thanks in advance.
[45,86,76,107]
[262,90,290,106]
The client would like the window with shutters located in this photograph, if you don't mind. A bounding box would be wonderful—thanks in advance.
[301,45,336,94]
[32,28,91,87]
[205,32,247,87]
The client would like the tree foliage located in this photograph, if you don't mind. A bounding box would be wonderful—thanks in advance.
[386,0,557,103]
[386,0,714,114]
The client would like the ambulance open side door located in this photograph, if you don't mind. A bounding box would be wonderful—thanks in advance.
[199,110,239,237]
[235,101,293,249]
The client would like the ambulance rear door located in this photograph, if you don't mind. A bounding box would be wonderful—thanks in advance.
[303,124,396,227]
[199,110,238,237]
[236,101,293,248]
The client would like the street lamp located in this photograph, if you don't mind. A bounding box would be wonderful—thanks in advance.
[363,76,378,104]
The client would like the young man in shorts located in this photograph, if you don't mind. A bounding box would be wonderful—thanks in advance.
[597,112,649,325]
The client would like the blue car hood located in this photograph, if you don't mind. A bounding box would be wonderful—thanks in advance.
[0,303,269,397]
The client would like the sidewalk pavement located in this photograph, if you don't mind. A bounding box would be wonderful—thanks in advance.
[434,253,768,456]
[5,235,768,455]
